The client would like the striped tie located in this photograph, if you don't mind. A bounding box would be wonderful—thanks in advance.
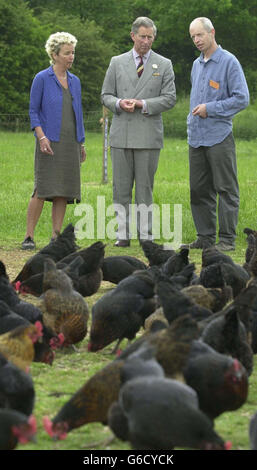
[137,56,144,77]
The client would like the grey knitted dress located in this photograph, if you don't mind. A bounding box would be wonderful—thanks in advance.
[33,86,82,203]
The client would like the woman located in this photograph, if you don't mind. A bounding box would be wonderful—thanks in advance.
[22,32,86,250]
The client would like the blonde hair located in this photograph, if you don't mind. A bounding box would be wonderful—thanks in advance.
[45,32,77,64]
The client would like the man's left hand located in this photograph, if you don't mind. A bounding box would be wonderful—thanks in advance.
[192,104,207,118]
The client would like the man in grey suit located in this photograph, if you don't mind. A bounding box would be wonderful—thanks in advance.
[101,17,176,247]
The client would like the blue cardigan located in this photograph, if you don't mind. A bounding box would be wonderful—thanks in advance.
[29,66,85,143]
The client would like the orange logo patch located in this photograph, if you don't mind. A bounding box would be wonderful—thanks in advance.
[209,80,220,89]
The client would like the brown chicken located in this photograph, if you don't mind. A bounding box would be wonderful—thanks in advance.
[43,314,248,439]
[42,315,200,439]
[181,284,233,312]
[0,321,43,371]
[39,258,89,347]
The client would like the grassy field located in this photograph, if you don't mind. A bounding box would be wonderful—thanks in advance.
[1,131,257,255]
[1,131,257,452]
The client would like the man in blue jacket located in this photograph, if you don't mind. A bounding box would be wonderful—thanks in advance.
[187,17,249,251]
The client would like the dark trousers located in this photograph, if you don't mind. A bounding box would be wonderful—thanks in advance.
[189,133,239,244]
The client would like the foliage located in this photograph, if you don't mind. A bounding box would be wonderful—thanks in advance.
[0,0,47,113]
[133,0,257,95]
[35,10,118,112]
[1,0,257,112]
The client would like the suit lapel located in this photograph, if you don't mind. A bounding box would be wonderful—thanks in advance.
[125,50,139,89]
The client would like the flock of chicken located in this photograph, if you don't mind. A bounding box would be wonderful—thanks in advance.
[1,223,257,450]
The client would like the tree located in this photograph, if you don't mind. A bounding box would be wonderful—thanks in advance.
[27,0,136,47]
[0,0,47,113]
[37,10,118,112]
[132,0,257,95]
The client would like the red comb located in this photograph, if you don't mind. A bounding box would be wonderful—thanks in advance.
[233,359,240,371]
[49,333,65,350]
[35,321,43,337]
[225,441,232,450]
[43,416,54,437]
[28,415,37,433]
[15,281,21,292]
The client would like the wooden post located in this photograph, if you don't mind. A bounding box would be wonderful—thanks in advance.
[102,106,109,184]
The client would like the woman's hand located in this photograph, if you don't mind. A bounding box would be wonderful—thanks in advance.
[39,136,54,155]
[81,146,86,162]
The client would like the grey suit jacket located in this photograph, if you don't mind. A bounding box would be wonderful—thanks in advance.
[101,49,176,149]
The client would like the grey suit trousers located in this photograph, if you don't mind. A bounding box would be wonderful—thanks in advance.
[189,132,239,244]
[111,148,160,240]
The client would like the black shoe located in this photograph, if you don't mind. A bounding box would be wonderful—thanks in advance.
[21,236,36,250]
[216,241,235,251]
[188,238,214,249]
[114,239,130,247]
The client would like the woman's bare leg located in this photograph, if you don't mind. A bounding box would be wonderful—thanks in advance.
[24,191,45,239]
[51,197,67,238]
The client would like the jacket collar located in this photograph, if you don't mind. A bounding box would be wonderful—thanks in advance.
[48,65,73,79]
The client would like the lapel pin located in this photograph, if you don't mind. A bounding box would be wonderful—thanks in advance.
[152,64,158,69]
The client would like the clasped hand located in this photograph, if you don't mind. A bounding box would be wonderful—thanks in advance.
[120,99,143,113]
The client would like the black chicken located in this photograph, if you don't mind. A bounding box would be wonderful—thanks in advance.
[13,223,78,284]
[200,247,250,297]
[108,375,231,450]
[155,274,213,324]
[140,240,176,266]
[243,231,257,272]
[18,244,104,298]
[0,352,35,416]
[42,316,198,440]
[17,256,84,297]
[0,409,36,450]
[161,247,189,276]
[183,340,248,420]
[42,314,246,440]
[201,307,253,376]
[88,270,157,353]
[102,255,147,284]
[248,234,257,278]
[0,300,30,334]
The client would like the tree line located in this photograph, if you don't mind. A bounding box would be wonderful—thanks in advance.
[1,0,256,115]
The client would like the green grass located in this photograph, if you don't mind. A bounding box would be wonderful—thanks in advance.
[1,131,257,256]
[1,131,257,451]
